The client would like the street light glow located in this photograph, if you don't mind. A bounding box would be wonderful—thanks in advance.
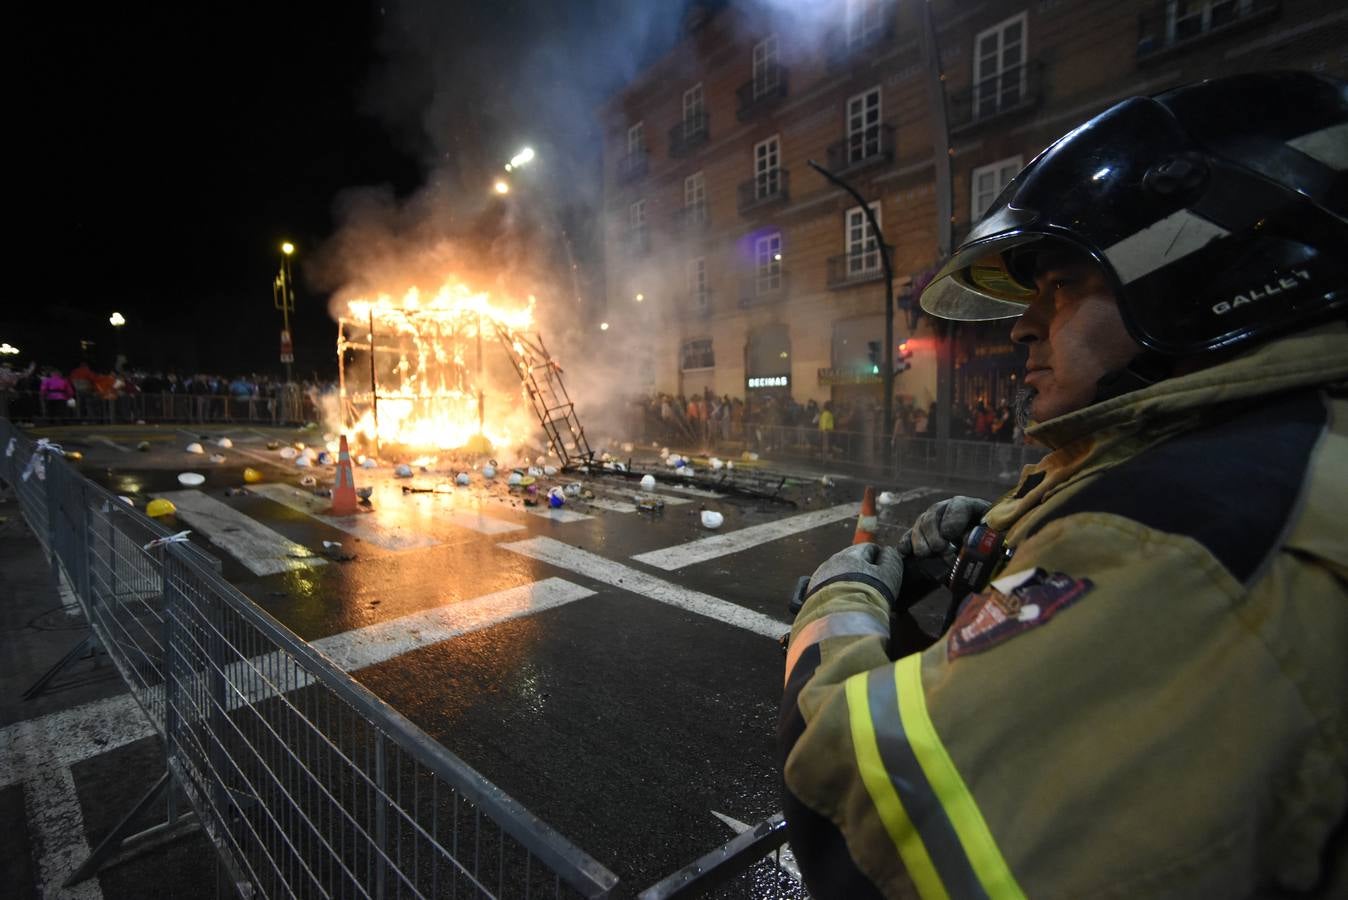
[0,343,19,355]
[494,180,510,195]
[510,147,536,168]
[599,322,610,331]
[635,293,644,302]
[281,241,295,256]
[109,312,126,327]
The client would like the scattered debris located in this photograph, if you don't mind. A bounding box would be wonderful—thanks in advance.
[356,486,373,501]
[507,471,523,486]
[361,458,378,469]
[137,441,152,452]
[279,446,298,459]
[543,465,558,476]
[877,491,902,506]
[317,451,333,465]
[185,442,204,455]
[295,456,312,468]
[66,450,84,461]
[266,440,282,450]
[700,510,725,530]
[394,464,414,478]
[548,487,565,508]
[146,498,177,517]
[208,453,226,464]
[482,463,497,478]
[300,475,318,487]
[217,437,233,449]
[177,472,205,487]
[563,482,581,496]
[243,468,264,484]
[640,474,656,491]
[401,485,433,494]
[224,487,253,497]
[456,472,470,486]
[118,495,135,507]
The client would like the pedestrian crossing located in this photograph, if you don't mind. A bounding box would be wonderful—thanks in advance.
[153,489,327,576]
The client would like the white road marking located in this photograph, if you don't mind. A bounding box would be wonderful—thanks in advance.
[2,575,595,891]
[250,483,451,547]
[88,435,132,453]
[26,767,104,900]
[710,810,801,881]
[152,490,325,577]
[583,497,638,514]
[501,536,787,638]
[527,507,593,523]
[313,578,593,671]
[632,503,859,571]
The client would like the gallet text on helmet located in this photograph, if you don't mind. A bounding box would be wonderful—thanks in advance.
[1212,269,1311,316]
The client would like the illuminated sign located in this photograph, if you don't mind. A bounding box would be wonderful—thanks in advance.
[747,375,789,389]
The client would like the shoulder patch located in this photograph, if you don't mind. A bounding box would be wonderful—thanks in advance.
[947,568,1094,660]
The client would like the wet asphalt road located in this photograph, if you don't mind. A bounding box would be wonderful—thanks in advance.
[34,422,954,895]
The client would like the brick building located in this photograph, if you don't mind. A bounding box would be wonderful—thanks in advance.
[597,0,1346,432]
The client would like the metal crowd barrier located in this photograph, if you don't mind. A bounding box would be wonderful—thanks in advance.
[2,417,619,898]
[0,388,315,427]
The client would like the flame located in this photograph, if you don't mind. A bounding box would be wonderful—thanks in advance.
[338,281,539,454]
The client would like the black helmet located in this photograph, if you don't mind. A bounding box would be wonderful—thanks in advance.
[920,71,1347,356]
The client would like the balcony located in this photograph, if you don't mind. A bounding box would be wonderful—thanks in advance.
[736,66,789,121]
[827,247,892,290]
[668,113,710,159]
[737,169,791,215]
[826,13,896,71]
[947,61,1044,136]
[1136,0,1279,61]
[672,203,711,236]
[738,270,790,308]
[617,150,648,184]
[825,124,895,175]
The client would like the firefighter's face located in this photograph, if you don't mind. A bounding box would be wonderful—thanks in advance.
[1009,252,1140,422]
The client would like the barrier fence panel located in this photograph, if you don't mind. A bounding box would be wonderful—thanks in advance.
[0,388,314,427]
[1,417,620,899]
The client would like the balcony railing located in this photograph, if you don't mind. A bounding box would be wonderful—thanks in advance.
[826,124,895,174]
[738,270,790,308]
[1136,0,1279,60]
[669,113,710,158]
[617,150,648,183]
[737,169,790,215]
[827,247,892,290]
[672,204,711,235]
[736,66,789,121]
[948,61,1044,135]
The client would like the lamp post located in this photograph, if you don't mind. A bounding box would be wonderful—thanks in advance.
[109,312,127,371]
[808,160,895,460]
[274,242,297,385]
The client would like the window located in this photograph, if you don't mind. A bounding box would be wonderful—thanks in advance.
[681,338,715,371]
[627,122,645,157]
[688,257,709,311]
[845,203,882,276]
[973,13,1027,120]
[755,232,782,294]
[1166,0,1254,43]
[683,83,705,138]
[754,135,781,200]
[629,199,648,252]
[684,171,707,224]
[970,156,1023,220]
[846,0,885,47]
[752,35,780,98]
[846,87,882,164]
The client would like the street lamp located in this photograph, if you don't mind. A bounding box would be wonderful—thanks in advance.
[493,180,510,195]
[109,312,127,370]
[109,312,126,327]
[0,343,19,355]
[808,159,896,458]
[274,241,297,384]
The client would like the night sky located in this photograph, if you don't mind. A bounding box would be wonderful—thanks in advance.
[14,1,690,376]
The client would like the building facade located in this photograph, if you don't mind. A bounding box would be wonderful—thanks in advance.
[598,0,1346,425]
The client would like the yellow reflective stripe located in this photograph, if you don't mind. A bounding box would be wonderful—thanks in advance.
[845,674,950,900]
[896,655,1027,900]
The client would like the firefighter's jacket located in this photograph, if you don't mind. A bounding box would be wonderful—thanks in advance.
[780,322,1348,899]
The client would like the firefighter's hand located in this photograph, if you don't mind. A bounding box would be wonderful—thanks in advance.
[897,496,992,560]
[804,542,904,608]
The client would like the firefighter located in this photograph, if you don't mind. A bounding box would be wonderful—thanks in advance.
[780,71,1347,899]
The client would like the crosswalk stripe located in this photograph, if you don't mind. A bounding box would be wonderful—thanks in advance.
[631,488,943,571]
[527,506,593,523]
[250,483,451,547]
[153,489,326,576]
[631,503,859,571]
[0,577,594,788]
[501,536,787,639]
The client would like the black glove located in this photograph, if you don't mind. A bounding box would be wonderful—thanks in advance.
[804,542,904,608]
[897,496,992,563]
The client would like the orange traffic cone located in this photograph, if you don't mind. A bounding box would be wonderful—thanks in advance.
[853,485,878,544]
[326,435,362,516]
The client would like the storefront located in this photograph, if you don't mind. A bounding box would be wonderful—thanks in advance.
[745,324,791,400]
[953,321,1025,412]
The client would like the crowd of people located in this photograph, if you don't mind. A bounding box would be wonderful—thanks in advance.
[628,389,1025,461]
[0,360,330,424]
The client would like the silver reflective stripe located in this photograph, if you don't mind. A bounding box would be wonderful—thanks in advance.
[784,611,888,685]
[1104,208,1230,285]
[1287,123,1348,172]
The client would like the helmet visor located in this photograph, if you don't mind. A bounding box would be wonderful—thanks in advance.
[920,232,1049,321]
